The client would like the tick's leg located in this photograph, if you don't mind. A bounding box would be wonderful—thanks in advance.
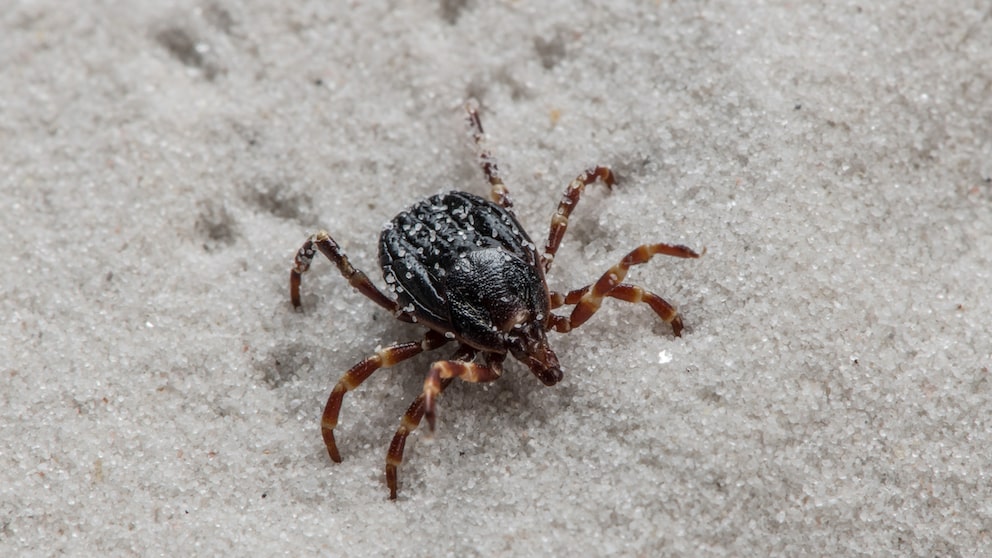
[423,353,506,432]
[291,230,411,321]
[542,166,615,272]
[321,330,449,463]
[385,378,452,501]
[551,283,687,336]
[549,243,700,336]
[386,344,477,500]
[465,103,512,208]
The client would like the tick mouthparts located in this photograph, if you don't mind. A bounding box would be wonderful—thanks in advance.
[533,364,563,386]
[506,322,564,386]
[524,343,563,386]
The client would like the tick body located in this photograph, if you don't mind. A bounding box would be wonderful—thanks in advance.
[290,104,700,499]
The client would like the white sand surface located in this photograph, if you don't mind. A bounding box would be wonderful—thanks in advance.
[2,1,991,555]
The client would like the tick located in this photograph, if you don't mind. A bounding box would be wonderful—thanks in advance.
[290,104,700,499]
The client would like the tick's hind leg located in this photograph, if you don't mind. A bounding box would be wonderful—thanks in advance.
[549,243,700,336]
[291,230,408,320]
[542,166,615,272]
[465,103,512,208]
[321,331,449,463]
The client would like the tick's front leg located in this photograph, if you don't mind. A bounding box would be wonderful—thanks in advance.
[321,331,449,463]
[548,243,700,336]
[422,353,506,433]
[385,344,480,500]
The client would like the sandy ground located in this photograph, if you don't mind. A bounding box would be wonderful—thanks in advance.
[2,1,991,556]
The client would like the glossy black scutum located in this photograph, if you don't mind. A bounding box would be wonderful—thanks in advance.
[379,191,549,351]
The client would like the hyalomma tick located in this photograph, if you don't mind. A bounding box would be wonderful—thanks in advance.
[290,104,700,499]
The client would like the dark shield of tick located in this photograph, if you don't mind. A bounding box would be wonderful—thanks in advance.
[289,104,700,500]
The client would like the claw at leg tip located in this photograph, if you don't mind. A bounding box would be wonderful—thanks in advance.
[322,430,342,463]
[386,464,398,500]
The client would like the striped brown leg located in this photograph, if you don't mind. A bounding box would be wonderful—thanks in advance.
[551,283,687,336]
[549,243,700,336]
[291,230,411,321]
[423,353,506,432]
[321,330,449,463]
[465,103,512,208]
[542,166,615,272]
[385,344,478,500]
